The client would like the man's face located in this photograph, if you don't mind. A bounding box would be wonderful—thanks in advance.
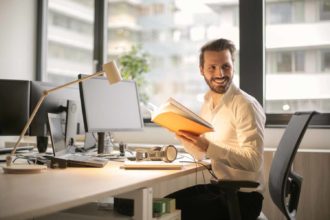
[200,50,234,94]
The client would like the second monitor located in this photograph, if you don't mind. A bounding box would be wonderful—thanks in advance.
[79,76,143,154]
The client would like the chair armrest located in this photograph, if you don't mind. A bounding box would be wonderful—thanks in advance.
[287,171,303,213]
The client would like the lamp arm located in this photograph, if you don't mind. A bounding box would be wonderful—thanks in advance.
[6,93,47,166]
[6,71,105,166]
[12,94,47,153]
[47,71,104,94]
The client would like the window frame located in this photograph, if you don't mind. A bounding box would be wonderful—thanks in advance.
[37,0,330,128]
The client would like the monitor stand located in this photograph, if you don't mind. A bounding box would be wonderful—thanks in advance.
[65,99,78,147]
[36,136,49,153]
[97,132,114,155]
[97,132,105,154]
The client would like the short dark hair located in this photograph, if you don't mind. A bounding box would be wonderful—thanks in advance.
[199,38,236,67]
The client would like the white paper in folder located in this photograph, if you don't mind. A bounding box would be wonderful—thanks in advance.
[122,160,186,170]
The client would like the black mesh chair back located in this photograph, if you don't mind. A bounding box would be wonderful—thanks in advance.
[268,111,316,220]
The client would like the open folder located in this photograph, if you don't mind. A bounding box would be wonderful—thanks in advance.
[150,97,213,135]
[122,160,184,170]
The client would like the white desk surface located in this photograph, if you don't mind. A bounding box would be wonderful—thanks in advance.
[0,160,205,220]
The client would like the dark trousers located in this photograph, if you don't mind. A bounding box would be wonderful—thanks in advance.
[165,184,263,220]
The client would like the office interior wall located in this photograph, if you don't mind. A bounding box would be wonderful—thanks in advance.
[0,0,37,80]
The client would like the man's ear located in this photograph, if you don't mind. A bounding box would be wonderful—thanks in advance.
[199,66,204,76]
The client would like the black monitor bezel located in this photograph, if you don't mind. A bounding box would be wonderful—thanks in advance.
[0,79,30,136]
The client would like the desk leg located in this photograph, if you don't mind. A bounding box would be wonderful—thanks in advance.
[117,187,153,220]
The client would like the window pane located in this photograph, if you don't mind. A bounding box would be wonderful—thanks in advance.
[322,50,330,71]
[107,0,239,118]
[266,1,304,24]
[320,0,330,20]
[46,0,94,84]
[265,0,330,113]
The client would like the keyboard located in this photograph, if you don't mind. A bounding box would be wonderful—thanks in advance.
[0,146,34,155]
[56,154,108,168]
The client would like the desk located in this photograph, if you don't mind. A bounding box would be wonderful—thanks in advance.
[0,160,207,220]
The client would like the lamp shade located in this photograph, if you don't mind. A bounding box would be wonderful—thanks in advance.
[103,60,122,84]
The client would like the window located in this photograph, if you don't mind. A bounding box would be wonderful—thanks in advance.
[265,0,330,115]
[322,50,330,71]
[266,1,304,24]
[38,0,329,127]
[320,0,330,20]
[267,51,305,73]
[107,0,239,116]
[45,0,94,84]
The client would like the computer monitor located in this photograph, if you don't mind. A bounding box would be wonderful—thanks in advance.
[0,79,30,136]
[79,76,143,153]
[0,79,84,150]
[29,81,85,142]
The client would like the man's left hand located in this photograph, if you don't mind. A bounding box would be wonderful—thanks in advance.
[176,130,209,152]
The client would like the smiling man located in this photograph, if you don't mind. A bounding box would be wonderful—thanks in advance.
[166,38,266,220]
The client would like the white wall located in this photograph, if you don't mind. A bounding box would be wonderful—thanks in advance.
[0,0,37,80]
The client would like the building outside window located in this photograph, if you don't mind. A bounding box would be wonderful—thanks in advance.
[320,0,330,20]
[322,50,330,72]
[107,0,239,117]
[46,0,94,84]
[265,0,330,114]
[44,0,330,119]
[266,50,305,73]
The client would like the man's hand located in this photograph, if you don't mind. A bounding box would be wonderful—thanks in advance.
[176,130,209,153]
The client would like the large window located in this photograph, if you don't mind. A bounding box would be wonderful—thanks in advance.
[38,0,330,127]
[107,0,239,117]
[45,0,94,84]
[265,0,330,114]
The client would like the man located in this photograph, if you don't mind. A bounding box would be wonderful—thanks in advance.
[166,38,266,220]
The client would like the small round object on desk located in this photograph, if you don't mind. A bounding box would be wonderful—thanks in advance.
[2,164,47,174]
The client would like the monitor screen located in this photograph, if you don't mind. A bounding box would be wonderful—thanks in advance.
[0,79,30,136]
[79,77,144,133]
[47,113,66,156]
[30,81,85,137]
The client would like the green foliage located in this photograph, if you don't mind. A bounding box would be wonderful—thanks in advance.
[118,45,150,103]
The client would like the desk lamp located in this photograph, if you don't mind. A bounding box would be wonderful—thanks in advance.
[2,61,122,174]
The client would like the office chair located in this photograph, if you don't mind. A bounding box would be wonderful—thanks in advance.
[211,111,317,220]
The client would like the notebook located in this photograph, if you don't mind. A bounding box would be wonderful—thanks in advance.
[47,113,108,168]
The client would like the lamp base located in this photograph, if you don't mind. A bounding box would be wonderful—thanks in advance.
[2,164,47,174]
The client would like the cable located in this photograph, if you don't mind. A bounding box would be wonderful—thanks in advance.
[201,167,206,184]
[177,152,218,183]
[13,154,37,165]
[194,157,198,184]
[180,160,217,180]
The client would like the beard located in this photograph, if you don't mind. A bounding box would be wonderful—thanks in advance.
[204,76,232,94]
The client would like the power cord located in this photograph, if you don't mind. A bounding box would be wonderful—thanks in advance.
[178,153,218,181]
